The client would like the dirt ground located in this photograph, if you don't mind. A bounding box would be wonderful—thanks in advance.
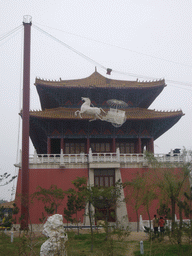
[125,231,148,241]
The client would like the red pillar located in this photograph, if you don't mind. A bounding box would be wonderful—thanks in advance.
[47,137,51,154]
[87,138,90,153]
[149,138,154,153]
[137,138,142,153]
[21,16,32,230]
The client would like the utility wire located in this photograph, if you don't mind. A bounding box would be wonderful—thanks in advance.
[2,23,187,91]
[34,22,192,70]
[112,69,192,88]
[112,69,161,80]
[2,24,192,91]
[166,79,192,88]
[33,24,107,71]
[0,25,23,42]
[168,84,192,92]
[0,26,23,47]
[33,24,192,90]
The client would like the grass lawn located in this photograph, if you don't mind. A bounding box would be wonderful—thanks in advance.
[0,231,46,255]
[134,240,192,256]
[1,231,192,256]
[66,232,128,255]
[0,231,128,256]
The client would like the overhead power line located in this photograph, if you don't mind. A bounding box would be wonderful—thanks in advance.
[33,24,107,71]
[33,24,192,90]
[0,25,23,42]
[1,24,192,92]
[113,69,192,88]
[34,22,192,70]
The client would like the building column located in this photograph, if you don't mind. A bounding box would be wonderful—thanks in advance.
[112,138,116,152]
[115,169,129,228]
[137,138,142,153]
[84,168,94,226]
[47,137,51,154]
[149,138,154,153]
[87,138,90,154]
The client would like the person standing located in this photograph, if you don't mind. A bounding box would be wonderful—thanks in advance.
[158,217,165,234]
[153,215,159,235]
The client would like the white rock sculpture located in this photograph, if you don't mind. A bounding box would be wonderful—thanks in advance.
[40,214,68,256]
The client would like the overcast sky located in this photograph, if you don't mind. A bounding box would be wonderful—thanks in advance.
[1,0,192,201]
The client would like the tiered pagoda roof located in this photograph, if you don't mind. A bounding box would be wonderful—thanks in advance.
[35,71,165,88]
[27,70,184,154]
[35,71,166,109]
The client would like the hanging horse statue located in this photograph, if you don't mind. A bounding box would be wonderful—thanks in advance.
[75,97,106,121]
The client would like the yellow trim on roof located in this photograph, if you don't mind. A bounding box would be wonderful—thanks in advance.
[29,107,183,120]
[35,71,166,89]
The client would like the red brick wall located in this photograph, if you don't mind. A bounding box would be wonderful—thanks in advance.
[121,167,189,222]
[15,168,88,224]
[14,167,189,224]
[121,168,159,222]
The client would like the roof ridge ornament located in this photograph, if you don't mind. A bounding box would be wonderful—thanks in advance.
[106,68,112,75]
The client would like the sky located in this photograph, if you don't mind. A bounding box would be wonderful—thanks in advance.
[0,0,192,201]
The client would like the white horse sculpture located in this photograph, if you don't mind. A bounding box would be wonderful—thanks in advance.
[75,97,105,121]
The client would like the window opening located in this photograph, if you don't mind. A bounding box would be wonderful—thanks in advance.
[91,141,112,153]
[116,141,135,153]
[64,141,86,154]
[94,169,116,222]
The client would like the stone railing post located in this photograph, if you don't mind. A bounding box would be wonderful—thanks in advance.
[89,148,93,162]
[116,147,120,162]
[33,150,37,164]
[80,152,85,163]
[60,149,64,166]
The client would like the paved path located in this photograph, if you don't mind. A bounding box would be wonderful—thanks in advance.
[125,232,148,256]
[126,231,148,241]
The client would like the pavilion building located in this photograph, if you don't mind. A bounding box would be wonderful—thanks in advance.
[15,70,184,229]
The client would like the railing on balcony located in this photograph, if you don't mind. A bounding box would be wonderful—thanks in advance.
[29,151,88,165]
[24,148,192,166]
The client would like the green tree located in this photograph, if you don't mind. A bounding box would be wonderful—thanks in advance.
[145,152,191,232]
[142,169,158,235]
[183,188,192,220]
[181,188,192,243]
[65,177,125,252]
[92,180,123,240]
[157,203,171,219]
[64,177,86,234]
[125,168,158,235]
[157,166,189,231]
[0,172,17,187]
[125,172,145,232]
[32,185,65,220]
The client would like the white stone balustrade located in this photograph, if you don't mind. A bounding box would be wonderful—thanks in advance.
[29,152,88,164]
[16,149,191,168]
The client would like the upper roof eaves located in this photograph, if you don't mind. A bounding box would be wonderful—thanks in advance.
[35,71,166,89]
[29,107,184,120]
